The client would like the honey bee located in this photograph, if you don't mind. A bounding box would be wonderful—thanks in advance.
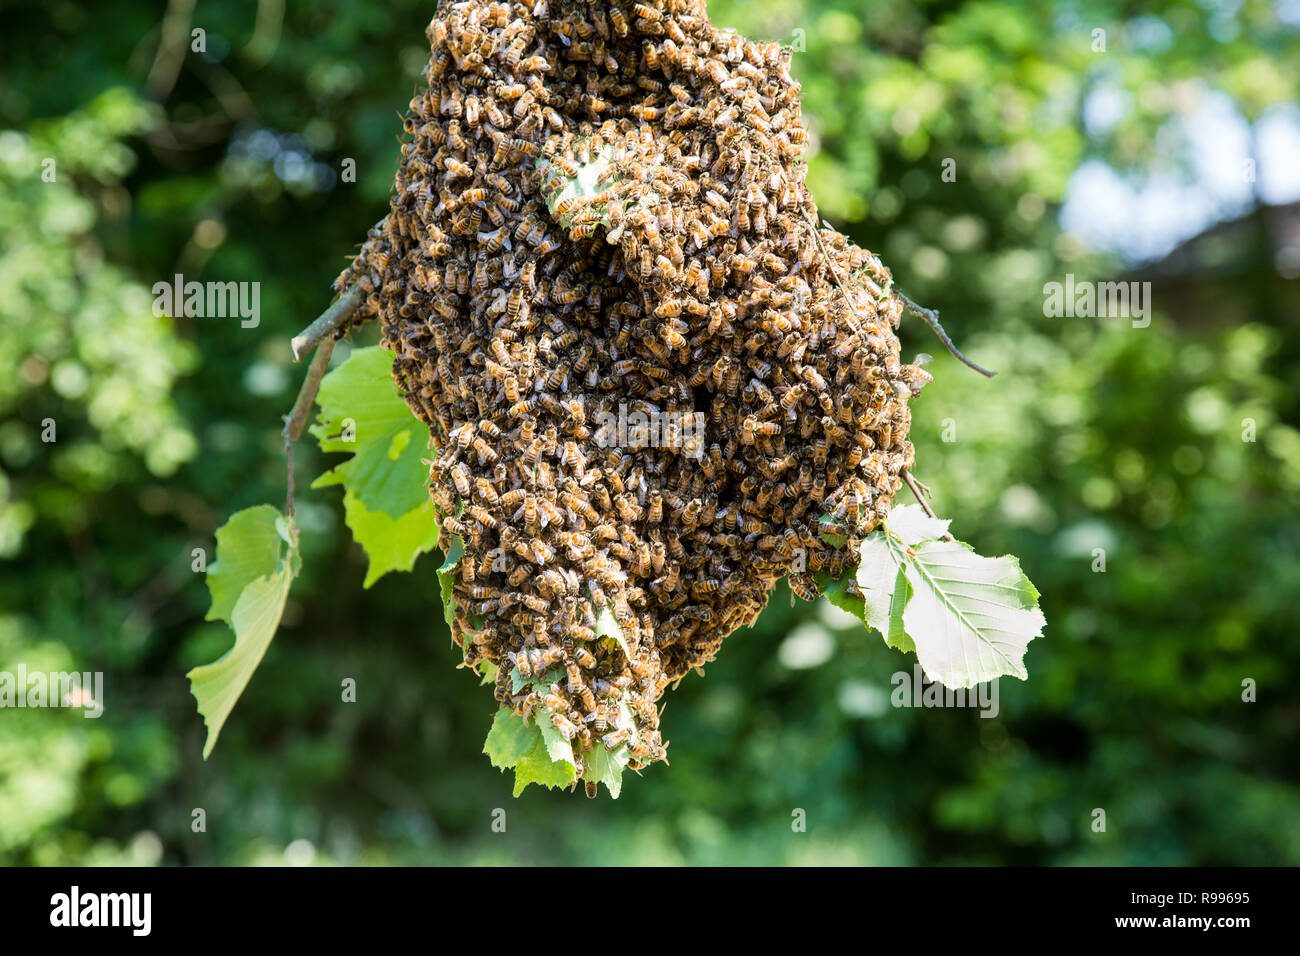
[472,477,500,507]
[467,504,498,529]
[444,157,473,179]
[529,538,555,565]
[692,578,720,596]
[550,712,579,741]
[625,737,661,763]
[779,383,808,414]
[510,649,533,678]
[602,728,631,750]
[538,686,569,717]
[533,647,565,673]
[450,463,472,497]
[660,326,685,348]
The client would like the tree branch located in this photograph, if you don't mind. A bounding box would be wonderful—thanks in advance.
[290,285,362,362]
[281,337,335,516]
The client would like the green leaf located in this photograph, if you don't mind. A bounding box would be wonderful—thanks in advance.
[204,505,285,626]
[900,539,1045,688]
[512,739,576,796]
[509,665,529,695]
[189,564,294,758]
[192,506,301,757]
[437,536,465,629]
[817,513,848,550]
[535,711,578,769]
[537,149,616,227]
[883,567,913,653]
[483,708,576,796]
[340,489,440,588]
[854,534,914,653]
[511,664,562,695]
[817,570,860,617]
[818,563,913,654]
[593,602,631,661]
[583,742,629,799]
[310,345,431,519]
[310,347,442,589]
[484,707,536,768]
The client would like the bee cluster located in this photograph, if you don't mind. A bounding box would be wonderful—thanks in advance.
[335,0,931,783]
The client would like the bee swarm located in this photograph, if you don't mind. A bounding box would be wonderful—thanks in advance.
[335,0,931,785]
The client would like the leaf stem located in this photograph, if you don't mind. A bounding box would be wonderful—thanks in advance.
[901,471,954,541]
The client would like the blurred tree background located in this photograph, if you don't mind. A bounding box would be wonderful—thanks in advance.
[1,0,1297,865]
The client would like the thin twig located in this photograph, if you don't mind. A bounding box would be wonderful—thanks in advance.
[803,211,994,381]
[284,337,335,442]
[901,471,954,541]
[283,433,296,519]
[897,293,997,377]
[801,209,866,340]
[281,337,336,517]
[290,285,362,362]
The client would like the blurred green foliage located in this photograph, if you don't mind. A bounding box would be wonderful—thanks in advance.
[0,0,1296,865]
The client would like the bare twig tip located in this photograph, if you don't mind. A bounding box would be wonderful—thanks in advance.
[899,294,997,378]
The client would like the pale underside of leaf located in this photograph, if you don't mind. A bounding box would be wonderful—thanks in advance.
[538,148,659,236]
[901,539,1045,689]
[886,503,952,546]
[854,533,913,653]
